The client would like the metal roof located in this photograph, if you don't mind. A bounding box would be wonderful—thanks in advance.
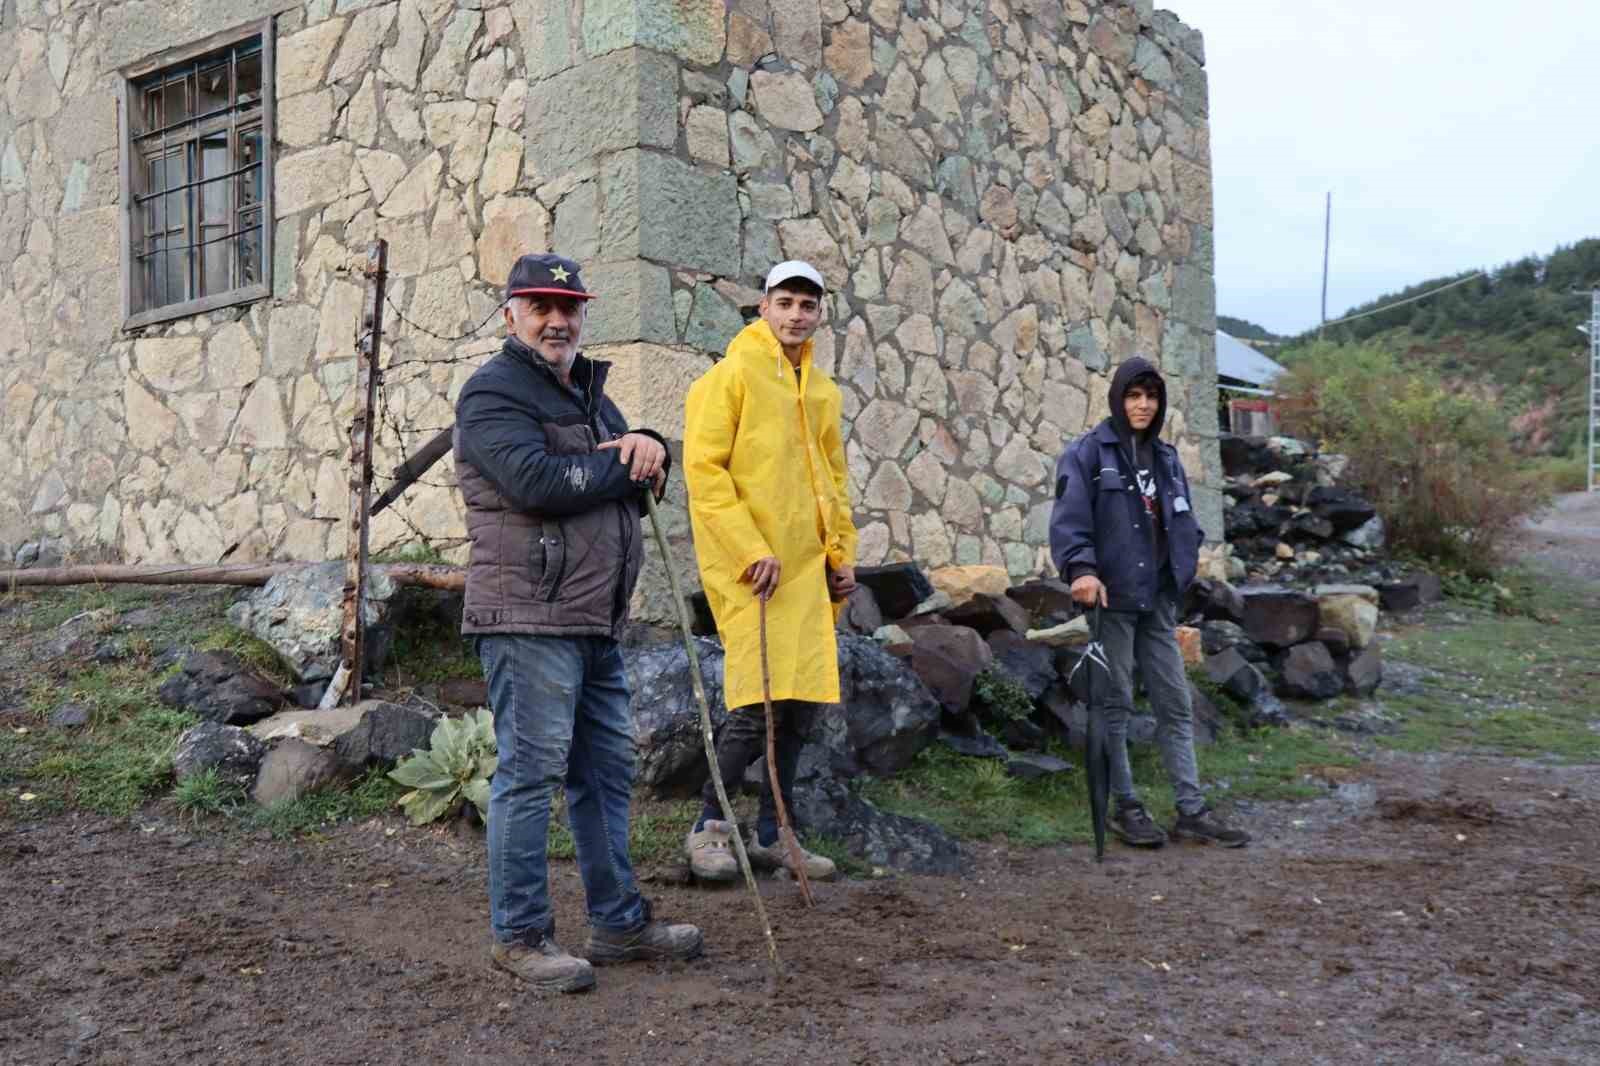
[1216,330,1286,387]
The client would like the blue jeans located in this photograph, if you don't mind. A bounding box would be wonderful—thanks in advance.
[1097,588,1206,818]
[478,634,646,943]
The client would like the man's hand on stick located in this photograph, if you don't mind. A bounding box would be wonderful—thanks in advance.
[742,556,781,601]
[1070,574,1109,608]
[597,432,666,484]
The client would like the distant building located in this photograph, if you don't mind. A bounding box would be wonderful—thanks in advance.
[1216,330,1285,436]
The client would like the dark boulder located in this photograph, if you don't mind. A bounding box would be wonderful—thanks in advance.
[289,680,330,709]
[1200,620,1266,663]
[837,585,885,635]
[998,716,1046,752]
[854,562,935,620]
[1187,683,1225,745]
[1287,511,1335,542]
[49,702,91,730]
[801,636,943,778]
[1344,644,1384,697]
[1186,579,1245,624]
[158,651,285,726]
[1204,648,1289,726]
[173,721,267,792]
[1005,578,1078,625]
[627,637,730,798]
[907,625,993,714]
[1006,752,1072,779]
[333,701,437,772]
[1316,626,1351,659]
[937,726,1009,759]
[684,592,719,637]
[1377,572,1443,612]
[627,634,940,798]
[985,632,1057,701]
[1276,643,1344,701]
[1218,434,1276,478]
[793,778,965,875]
[1238,588,1320,649]
[944,593,1030,636]
[1308,486,1377,534]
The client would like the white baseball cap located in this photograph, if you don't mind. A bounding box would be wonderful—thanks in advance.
[763,260,826,293]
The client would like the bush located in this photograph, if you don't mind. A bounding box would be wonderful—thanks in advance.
[389,709,497,825]
[1274,342,1549,577]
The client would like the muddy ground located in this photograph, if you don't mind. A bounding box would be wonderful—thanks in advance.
[3,753,1597,1065]
[2,495,1597,1065]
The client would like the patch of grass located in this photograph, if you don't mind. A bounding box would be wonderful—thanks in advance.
[198,625,296,687]
[546,796,701,867]
[1380,567,1600,761]
[802,833,873,879]
[972,670,1036,724]
[374,543,451,565]
[0,585,165,635]
[860,727,1356,848]
[173,768,247,821]
[381,600,480,687]
[247,768,408,838]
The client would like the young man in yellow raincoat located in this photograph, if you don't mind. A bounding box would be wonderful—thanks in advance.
[681,261,858,882]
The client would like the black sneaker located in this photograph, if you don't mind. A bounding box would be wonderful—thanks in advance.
[1111,803,1168,848]
[1171,806,1251,848]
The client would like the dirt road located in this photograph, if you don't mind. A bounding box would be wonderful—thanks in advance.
[3,749,1596,1066]
[1521,491,1600,583]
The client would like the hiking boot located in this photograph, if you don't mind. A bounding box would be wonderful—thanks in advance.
[685,819,739,882]
[746,832,838,881]
[1111,803,1168,848]
[1171,806,1251,848]
[490,932,596,993]
[585,901,703,966]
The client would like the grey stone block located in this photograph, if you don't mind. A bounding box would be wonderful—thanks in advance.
[1171,264,1216,331]
[524,49,677,178]
[552,180,601,264]
[682,284,746,354]
[600,150,740,275]
[582,259,675,345]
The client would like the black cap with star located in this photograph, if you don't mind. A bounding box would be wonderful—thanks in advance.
[505,253,595,302]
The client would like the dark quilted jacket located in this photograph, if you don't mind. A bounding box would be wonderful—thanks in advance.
[453,337,668,638]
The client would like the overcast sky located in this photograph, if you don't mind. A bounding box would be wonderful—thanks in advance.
[1168,1,1600,336]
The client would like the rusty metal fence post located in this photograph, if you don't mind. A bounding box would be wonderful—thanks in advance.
[322,239,389,708]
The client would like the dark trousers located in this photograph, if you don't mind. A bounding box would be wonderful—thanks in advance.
[697,700,812,846]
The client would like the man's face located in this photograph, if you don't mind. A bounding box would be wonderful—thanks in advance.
[1124,382,1159,433]
[504,294,584,368]
[759,285,823,351]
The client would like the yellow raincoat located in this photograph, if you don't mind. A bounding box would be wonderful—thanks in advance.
[684,319,858,711]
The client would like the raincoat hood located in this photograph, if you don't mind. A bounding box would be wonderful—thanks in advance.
[1107,356,1167,443]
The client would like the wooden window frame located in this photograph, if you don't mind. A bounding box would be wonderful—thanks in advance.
[119,18,276,331]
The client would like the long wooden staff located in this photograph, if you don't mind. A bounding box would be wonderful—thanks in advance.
[641,492,782,977]
[760,597,815,906]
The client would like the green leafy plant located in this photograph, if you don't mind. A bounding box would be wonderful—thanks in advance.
[972,670,1036,723]
[388,709,497,825]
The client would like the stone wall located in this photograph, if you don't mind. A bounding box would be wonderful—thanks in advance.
[0,0,1219,617]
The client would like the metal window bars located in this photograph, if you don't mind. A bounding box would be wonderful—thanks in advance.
[129,38,264,313]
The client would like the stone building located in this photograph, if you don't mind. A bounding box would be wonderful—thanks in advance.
[0,0,1219,617]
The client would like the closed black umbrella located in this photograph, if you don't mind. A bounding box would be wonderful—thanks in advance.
[1067,607,1113,861]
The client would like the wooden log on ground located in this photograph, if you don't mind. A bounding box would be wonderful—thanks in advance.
[2,562,466,592]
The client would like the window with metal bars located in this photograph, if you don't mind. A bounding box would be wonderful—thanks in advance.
[120,23,275,328]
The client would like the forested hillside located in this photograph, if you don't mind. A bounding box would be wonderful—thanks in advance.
[1279,239,1600,456]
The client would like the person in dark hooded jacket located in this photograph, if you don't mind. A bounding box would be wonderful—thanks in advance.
[1049,357,1250,849]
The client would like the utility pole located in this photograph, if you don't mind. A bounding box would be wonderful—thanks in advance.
[1318,191,1331,339]
[1589,289,1598,492]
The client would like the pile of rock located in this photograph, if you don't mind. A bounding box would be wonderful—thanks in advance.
[1218,434,1387,582]
[1189,582,1383,721]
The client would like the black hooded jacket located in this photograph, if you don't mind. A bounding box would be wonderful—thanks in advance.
[1047,357,1205,612]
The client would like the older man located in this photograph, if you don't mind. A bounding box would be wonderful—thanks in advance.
[454,253,702,993]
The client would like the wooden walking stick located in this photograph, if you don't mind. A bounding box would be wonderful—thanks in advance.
[641,491,783,978]
[759,597,816,907]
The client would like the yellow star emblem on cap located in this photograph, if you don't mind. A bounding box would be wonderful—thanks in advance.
[550,265,572,282]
